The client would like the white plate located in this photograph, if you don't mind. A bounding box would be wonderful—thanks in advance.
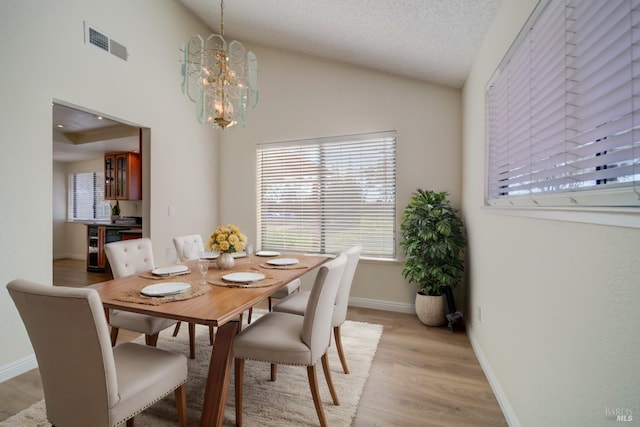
[222,272,266,283]
[200,252,219,260]
[256,250,280,257]
[151,265,190,276]
[141,282,191,297]
[266,258,299,266]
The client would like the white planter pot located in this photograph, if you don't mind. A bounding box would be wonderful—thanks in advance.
[415,293,446,326]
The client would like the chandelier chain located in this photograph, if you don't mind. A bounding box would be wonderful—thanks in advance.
[220,0,225,37]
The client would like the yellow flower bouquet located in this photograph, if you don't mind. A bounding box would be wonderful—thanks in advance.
[207,224,247,254]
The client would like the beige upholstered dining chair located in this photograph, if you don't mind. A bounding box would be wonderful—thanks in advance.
[105,238,196,359]
[7,279,188,427]
[172,233,205,262]
[233,254,347,427]
[272,245,362,374]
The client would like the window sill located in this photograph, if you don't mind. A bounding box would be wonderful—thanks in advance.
[483,205,640,229]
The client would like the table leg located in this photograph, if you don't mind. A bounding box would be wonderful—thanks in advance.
[199,320,239,427]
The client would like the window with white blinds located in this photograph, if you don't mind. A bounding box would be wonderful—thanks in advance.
[486,0,640,207]
[68,172,111,221]
[256,131,396,260]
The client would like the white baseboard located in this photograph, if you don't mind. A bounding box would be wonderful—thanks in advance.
[0,354,38,383]
[466,326,520,427]
[349,296,414,313]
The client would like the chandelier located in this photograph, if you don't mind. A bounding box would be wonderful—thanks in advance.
[181,0,258,129]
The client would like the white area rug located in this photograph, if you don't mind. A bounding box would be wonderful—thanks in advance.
[1,313,383,426]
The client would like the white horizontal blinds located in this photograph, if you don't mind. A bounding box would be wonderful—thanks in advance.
[529,0,566,195]
[68,172,109,221]
[257,131,396,259]
[564,0,639,193]
[486,0,640,206]
[486,19,533,199]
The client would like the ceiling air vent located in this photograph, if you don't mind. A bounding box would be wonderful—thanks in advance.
[84,21,129,61]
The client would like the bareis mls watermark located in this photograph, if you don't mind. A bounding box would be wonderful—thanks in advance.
[605,408,634,423]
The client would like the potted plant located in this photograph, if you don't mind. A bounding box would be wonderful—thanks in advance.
[400,189,465,326]
[111,200,121,224]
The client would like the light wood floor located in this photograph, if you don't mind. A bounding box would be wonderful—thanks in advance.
[0,259,507,426]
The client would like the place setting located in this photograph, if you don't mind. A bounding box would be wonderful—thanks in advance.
[258,256,308,270]
[113,279,210,306]
[138,264,191,280]
[116,258,212,305]
[207,270,280,288]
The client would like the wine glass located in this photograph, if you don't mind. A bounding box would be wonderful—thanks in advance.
[197,259,209,284]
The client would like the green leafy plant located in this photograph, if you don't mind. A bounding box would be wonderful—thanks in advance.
[400,189,466,296]
[111,200,121,216]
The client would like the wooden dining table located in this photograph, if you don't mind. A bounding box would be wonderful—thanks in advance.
[89,253,329,427]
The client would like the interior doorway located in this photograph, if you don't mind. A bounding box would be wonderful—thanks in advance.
[52,101,150,277]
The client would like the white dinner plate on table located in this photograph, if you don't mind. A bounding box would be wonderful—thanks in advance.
[222,272,265,283]
[256,251,280,257]
[200,252,219,260]
[266,258,299,266]
[151,265,189,276]
[141,282,191,297]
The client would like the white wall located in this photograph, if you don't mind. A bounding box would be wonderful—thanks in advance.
[0,0,218,370]
[462,1,640,426]
[219,45,462,307]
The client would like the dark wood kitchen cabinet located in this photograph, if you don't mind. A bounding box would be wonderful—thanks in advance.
[104,152,141,200]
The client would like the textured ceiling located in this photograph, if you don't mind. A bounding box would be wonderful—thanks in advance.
[179,0,502,88]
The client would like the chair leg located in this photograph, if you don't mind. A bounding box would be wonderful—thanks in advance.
[321,353,340,405]
[145,333,159,347]
[268,297,273,311]
[307,364,328,427]
[209,325,214,345]
[247,307,253,324]
[234,358,244,427]
[110,327,119,346]
[175,383,187,427]
[333,325,350,374]
[188,323,196,359]
[270,363,277,381]
[172,322,181,337]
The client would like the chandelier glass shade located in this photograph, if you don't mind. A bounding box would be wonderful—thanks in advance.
[181,1,258,129]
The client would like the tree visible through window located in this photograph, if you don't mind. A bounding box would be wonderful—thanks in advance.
[257,131,396,260]
[68,172,111,221]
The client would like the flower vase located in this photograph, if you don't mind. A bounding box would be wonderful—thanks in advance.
[216,252,234,270]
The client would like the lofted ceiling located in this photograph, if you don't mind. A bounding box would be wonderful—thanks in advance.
[178,0,502,88]
[53,1,502,162]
